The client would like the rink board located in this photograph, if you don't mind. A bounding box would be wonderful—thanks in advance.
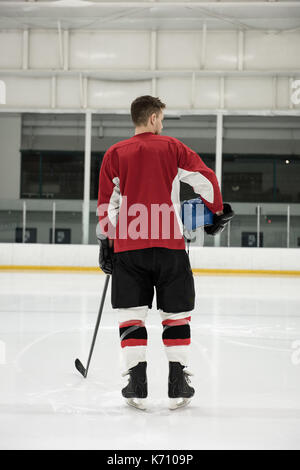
[0,243,300,275]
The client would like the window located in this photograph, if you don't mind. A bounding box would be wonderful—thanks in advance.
[90,152,105,200]
[222,154,300,203]
[21,150,105,200]
[222,115,300,203]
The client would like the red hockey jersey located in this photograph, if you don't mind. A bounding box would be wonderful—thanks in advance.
[97,132,223,253]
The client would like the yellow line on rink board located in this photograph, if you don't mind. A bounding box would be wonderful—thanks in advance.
[192,269,300,277]
[0,265,300,277]
[0,265,99,272]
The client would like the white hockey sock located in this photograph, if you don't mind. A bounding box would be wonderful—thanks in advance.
[159,310,192,367]
[118,306,148,373]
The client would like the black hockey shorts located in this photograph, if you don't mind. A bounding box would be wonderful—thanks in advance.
[111,247,195,313]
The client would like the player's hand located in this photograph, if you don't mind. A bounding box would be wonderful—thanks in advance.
[204,203,234,236]
[97,236,114,275]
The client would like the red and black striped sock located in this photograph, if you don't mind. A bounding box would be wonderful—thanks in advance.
[119,320,148,348]
[162,316,191,347]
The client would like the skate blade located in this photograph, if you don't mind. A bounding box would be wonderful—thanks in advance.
[169,398,191,410]
[126,398,147,411]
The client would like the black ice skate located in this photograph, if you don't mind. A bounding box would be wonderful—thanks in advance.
[122,361,148,410]
[168,361,195,410]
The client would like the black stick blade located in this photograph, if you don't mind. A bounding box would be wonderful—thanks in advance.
[75,358,87,378]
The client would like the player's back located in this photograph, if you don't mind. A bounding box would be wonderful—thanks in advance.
[98,131,223,252]
[112,132,179,207]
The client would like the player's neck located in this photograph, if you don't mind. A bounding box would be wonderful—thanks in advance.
[134,127,154,136]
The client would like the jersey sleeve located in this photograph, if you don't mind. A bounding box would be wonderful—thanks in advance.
[97,149,120,239]
[176,140,223,214]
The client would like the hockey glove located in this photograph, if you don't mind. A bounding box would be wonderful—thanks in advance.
[204,203,235,236]
[97,235,114,275]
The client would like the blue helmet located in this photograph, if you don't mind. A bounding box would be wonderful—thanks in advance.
[181,197,213,231]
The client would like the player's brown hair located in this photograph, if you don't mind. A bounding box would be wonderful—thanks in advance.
[130,95,166,127]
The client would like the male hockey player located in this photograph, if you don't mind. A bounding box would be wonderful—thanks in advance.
[97,95,233,410]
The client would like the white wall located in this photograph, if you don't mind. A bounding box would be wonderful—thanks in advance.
[0,114,21,199]
[0,243,299,273]
[0,29,299,111]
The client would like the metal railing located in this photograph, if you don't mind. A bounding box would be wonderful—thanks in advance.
[0,200,299,248]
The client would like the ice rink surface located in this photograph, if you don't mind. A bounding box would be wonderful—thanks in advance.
[0,270,300,450]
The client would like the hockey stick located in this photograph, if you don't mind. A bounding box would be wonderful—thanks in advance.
[75,274,110,378]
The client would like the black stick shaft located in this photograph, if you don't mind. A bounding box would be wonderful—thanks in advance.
[84,274,110,377]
